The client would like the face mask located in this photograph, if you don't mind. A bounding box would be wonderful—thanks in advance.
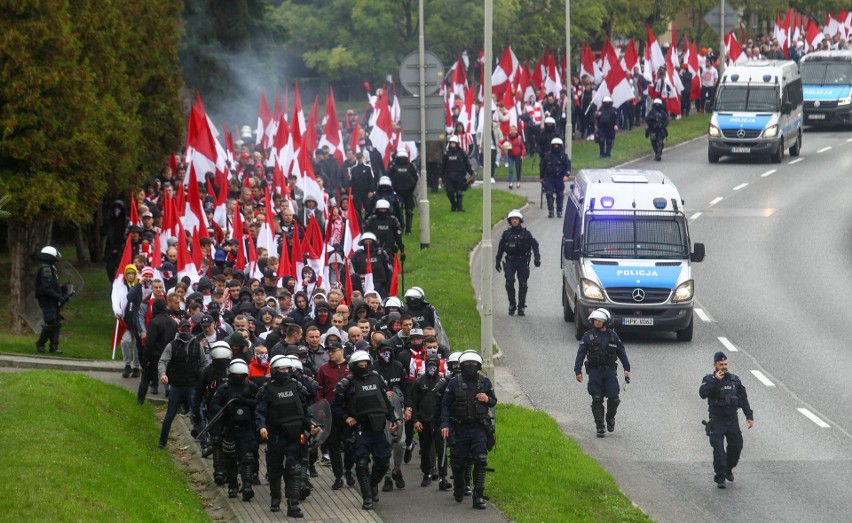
[273,370,289,382]
[462,365,479,378]
[354,365,370,377]
[426,347,437,355]
[426,364,438,376]
[177,332,191,342]
[410,342,423,351]
[212,359,229,371]
[379,351,392,363]
[256,354,268,365]
[228,375,245,386]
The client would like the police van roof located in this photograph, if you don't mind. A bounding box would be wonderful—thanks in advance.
[721,60,799,84]
[801,50,852,63]
[573,169,682,213]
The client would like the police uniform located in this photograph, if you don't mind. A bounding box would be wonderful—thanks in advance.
[539,145,571,218]
[35,249,65,353]
[595,102,619,157]
[363,212,404,254]
[574,325,630,436]
[495,219,541,316]
[256,374,312,514]
[441,145,474,212]
[193,358,229,484]
[210,378,260,500]
[699,353,753,488]
[645,102,669,161]
[387,157,419,234]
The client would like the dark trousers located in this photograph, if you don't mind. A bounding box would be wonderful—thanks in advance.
[598,129,615,157]
[700,86,716,112]
[159,385,197,445]
[326,415,354,479]
[542,176,565,214]
[417,421,447,477]
[267,432,304,497]
[586,368,621,398]
[136,356,159,404]
[709,418,743,483]
[450,423,487,463]
[36,304,61,351]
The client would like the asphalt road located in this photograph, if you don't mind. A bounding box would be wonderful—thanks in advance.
[478,127,852,522]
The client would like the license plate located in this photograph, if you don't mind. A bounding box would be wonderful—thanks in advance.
[623,317,654,326]
[731,147,751,153]
[808,113,826,120]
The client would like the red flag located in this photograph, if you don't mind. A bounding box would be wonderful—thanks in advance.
[350,118,361,153]
[291,219,304,278]
[304,95,320,154]
[319,86,345,165]
[257,90,272,147]
[246,232,261,279]
[344,258,354,305]
[343,189,362,257]
[152,232,162,270]
[363,242,375,295]
[278,228,292,282]
[191,226,203,268]
[623,39,639,74]
[176,221,199,284]
[388,253,401,297]
[129,192,140,227]
[184,165,210,239]
[110,234,134,317]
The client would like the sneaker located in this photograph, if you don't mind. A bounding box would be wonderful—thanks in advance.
[49,347,62,354]
[252,472,261,485]
[725,471,734,482]
[36,344,46,354]
[270,498,280,512]
[158,441,166,449]
[321,454,331,466]
[131,368,140,378]
[438,478,452,490]
[392,469,405,489]
[308,464,318,478]
[547,211,554,218]
[491,177,496,184]
[508,184,513,190]
[421,474,431,487]
[508,306,515,316]
[149,387,159,395]
[382,477,393,492]
[371,484,380,502]
[517,307,526,317]
[331,478,344,490]
[716,481,726,489]
[515,182,520,189]
[403,442,415,463]
[122,366,131,378]
[345,470,356,487]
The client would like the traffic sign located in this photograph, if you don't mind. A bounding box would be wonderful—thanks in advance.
[399,95,446,141]
[703,2,741,36]
[399,51,444,96]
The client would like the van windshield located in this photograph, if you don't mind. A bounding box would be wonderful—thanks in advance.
[584,216,688,259]
[715,85,779,112]
[801,62,852,85]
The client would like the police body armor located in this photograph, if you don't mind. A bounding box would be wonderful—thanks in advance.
[35,263,59,303]
[503,228,531,259]
[407,304,435,328]
[203,369,227,406]
[541,152,568,179]
[265,379,307,440]
[710,377,741,411]
[584,331,619,371]
[389,163,417,192]
[371,217,394,247]
[451,376,490,425]
[347,372,388,432]
[226,384,255,426]
[443,152,467,179]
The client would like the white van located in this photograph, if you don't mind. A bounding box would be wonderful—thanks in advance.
[560,169,705,341]
[800,50,852,125]
[708,60,803,163]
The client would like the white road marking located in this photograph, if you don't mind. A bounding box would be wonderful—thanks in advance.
[817,146,832,153]
[717,336,738,352]
[694,308,711,322]
[847,137,852,143]
[750,370,775,387]
[733,183,748,191]
[797,408,831,428]
[709,197,723,206]
[690,212,702,220]
[789,158,804,165]
[760,169,777,177]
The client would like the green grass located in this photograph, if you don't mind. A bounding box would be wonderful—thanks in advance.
[0,370,209,522]
[488,404,652,523]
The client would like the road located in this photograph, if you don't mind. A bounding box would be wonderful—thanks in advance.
[479,127,852,522]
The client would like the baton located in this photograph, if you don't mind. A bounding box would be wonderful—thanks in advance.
[194,398,237,439]
[441,435,448,469]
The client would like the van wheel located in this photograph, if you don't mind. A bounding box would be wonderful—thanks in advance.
[789,132,801,156]
[771,139,784,163]
[562,282,574,322]
[708,150,719,163]
[574,301,585,340]
[676,314,694,342]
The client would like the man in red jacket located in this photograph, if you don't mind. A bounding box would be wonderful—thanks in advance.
[500,125,526,189]
[315,342,355,489]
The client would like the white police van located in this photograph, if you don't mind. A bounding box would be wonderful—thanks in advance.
[800,50,852,126]
[560,169,705,341]
[708,60,803,163]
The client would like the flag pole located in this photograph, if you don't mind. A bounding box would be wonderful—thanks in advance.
[111,318,120,360]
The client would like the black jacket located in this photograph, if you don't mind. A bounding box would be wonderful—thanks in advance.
[145,299,177,362]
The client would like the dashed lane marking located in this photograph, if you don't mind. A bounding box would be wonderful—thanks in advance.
[750,370,775,387]
[710,197,723,206]
[733,183,748,191]
[798,408,831,428]
[817,146,832,153]
[694,308,711,322]
[760,169,777,177]
[690,212,702,220]
[847,138,852,143]
[789,158,804,165]
[717,336,739,352]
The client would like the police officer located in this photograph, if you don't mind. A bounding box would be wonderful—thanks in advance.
[350,232,392,299]
[363,199,405,255]
[441,351,496,510]
[574,308,630,438]
[595,96,619,158]
[193,341,232,480]
[495,210,541,316]
[210,359,260,501]
[332,351,397,511]
[537,116,561,156]
[539,138,570,219]
[431,351,461,492]
[387,149,419,234]
[35,246,66,354]
[366,176,403,224]
[440,135,475,212]
[256,355,317,515]
[350,151,376,221]
[403,287,438,329]
[645,98,669,161]
[699,352,754,489]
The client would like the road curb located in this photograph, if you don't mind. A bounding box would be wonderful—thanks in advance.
[0,352,123,372]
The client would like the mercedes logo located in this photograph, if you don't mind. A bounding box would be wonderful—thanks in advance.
[736,128,746,138]
[814,100,821,108]
[632,288,645,302]
[236,408,244,415]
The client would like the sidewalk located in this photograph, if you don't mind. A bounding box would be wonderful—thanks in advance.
[0,352,508,523]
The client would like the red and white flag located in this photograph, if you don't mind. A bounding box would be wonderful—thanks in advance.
[231,203,247,271]
[256,187,277,254]
[664,49,683,115]
[452,53,468,100]
[544,52,562,97]
[362,243,375,295]
[457,86,476,134]
[688,41,701,102]
[110,235,134,318]
[246,231,263,280]
[646,25,666,77]
[591,44,634,109]
[492,46,519,96]
[291,84,306,143]
[184,106,218,188]
[129,193,141,228]
[175,222,200,285]
[623,39,639,75]
[318,86,345,165]
[293,142,326,212]
[388,253,401,298]
[183,166,210,240]
[368,90,393,170]
[725,32,747,66]
[257,91,273,148]
[303,95,320,155]
[343,189,362,258]
[806,18,826,51]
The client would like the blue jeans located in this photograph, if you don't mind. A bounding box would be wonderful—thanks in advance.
[159,385,196,446]
[507,156,522,183]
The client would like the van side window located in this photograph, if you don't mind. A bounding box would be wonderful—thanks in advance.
[563,198,580,244]
[785,79,803,106]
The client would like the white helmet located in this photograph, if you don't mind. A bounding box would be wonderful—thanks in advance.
[375,199,391,211]
[411,286,425,297]
[448,135,460,145]
[602,96,613,104]
[507,209,523,223]
[588,308,611,324]
[209,341,231,360]
[396,149,409,158]
[328,252,344,265]
[653,98,663,106]
[270,354,295,371]
[285,355,304,371]
[348,350,372,370]
[459,350,483,367]
[404,287,424,299]
[378,176,392,187]
[544,116,556,125]
[384,296,402,309]
[551,137,563,146]
[447,352,463,364]
[227,359,249,376]
[40,246,61,259]
[359,232,377,245]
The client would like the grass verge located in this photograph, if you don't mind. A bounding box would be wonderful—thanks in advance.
[0,370,209,522]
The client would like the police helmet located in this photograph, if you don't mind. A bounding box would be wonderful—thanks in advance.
[348,350,372,371]
[448,135,460,145]
[602,96,613,104]
[40,246,61,259]
[544,116,556,125]
[384,296,402,309]
[396,149,409,158]
[588,308,612,325]
[375,199,391,211]
[285,355,304,371]
[551,137,563,146]
[359,232,378,245]
[458,350,483,367]
[227,359,249,376]
[653,98,663,106]
[448,352,463,364]
[411,286,425,297]
[209,341,231,360]
[404,287,424,300]
[507,209,524,223]
[270,354,295,371]
[378,176,393,187]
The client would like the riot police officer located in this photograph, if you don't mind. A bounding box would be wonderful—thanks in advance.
[440,135,475,212]
[431,351,461,492]
[539,138,571,218]
[645,98,669,161]
[332,351,397,511]
[256,355,316,516]
[403,287,438,329]
[387,149,419,234]
[699,352,754,489]
[495,210,541,316]
[595,96,619,158]
[440,351,496,510]
[574,309,630,437]
[537,116,561,156]
[366,176,403,224]
[35,246,66,354]
[363,199,405,255]
[193,341,231,481]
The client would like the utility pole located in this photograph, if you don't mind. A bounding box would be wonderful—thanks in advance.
[564,0,572,159]
[417,0,431,249]
[481,0,494,381]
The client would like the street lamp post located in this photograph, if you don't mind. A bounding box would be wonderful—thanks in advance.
[481,0,494,380]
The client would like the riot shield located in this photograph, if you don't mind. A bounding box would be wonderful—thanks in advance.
[20,260,85,334]
[434,314,451,350]
[384,392,404,445]
[308,399,332,447]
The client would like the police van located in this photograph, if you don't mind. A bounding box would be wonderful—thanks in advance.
[800,50,852,126]
[560,169,705,341]
[707,60,803,163]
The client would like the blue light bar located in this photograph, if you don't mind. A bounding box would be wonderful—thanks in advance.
[600,196,615,208]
